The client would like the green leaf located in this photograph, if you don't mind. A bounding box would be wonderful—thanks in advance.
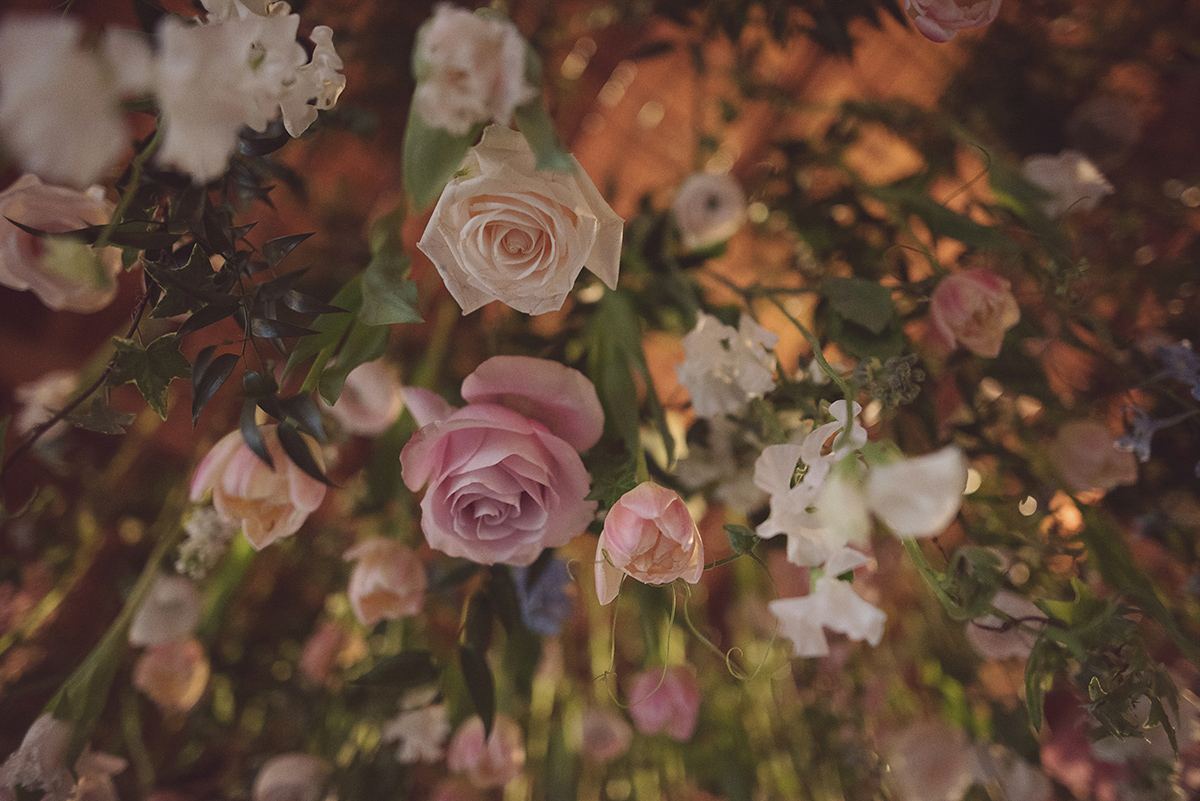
[513,99,574,173]
[261,232,313,268]
[108,334,191,419]
[724,524,760,556]
[871,186,1018,252]
[1024,636,1054,730]
[459,645,496,739]
[317,322,389,405]
[359,250,422,326]
[401,103,482,212]
[821,276,896,335]
[351,650,440,689]
[67,396,136,435]
[191,352,239,424]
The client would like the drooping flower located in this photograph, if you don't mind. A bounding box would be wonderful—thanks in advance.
[189,425,328,550]
[594,482,703,605]
[13,370,77,443]
[128,574,203,647]
[1022,150,1114,218]
[676,313,778,418]
[0,175,123,313]
[672,172,748,251]
[446,715,527,789]
[344,538,427,626]
[768,549,886,658]
[905,0,1001,42]
[929,268,1021,358]
[412,5,536,136]
[417,125,623,315]
[0,716,127,801]
[251,754,330,801]
[324,360,405,436]
[627,666,701,741]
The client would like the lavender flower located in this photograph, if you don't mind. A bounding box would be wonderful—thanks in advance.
[512,557,573,636]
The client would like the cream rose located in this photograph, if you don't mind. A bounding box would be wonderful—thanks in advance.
[417,125,623,316]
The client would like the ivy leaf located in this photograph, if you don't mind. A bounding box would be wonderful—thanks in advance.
[67,396,136,435]
[351,650,440,689]
[402,103,482,212]
[821,276,895,335]
[359,250,422,326]
[108,334,191,419]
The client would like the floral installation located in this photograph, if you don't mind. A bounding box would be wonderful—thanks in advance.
[0,1,1198,800]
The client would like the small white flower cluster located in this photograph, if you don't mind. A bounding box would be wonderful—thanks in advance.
[176,505,237,579]
[676,313,778,419]
[0,0,345,188]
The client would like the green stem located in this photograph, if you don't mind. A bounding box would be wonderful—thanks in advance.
[95,124,164,251]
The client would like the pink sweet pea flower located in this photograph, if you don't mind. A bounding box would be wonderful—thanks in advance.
[446,715,526,789]
[190,425,328,550]
[343,538,426,626]
[627,666,701,741]
[929,269,1020,358]
[594,482,704,605]
[132,638,211,716]
[906,0,1001,42]
[252,754,330,801]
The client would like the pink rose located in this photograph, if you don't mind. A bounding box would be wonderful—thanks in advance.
[461,355,604,451]
[446,715,526,789]
[906,0,1001,42]
[1048,419,1137,494]
[132,638,210,715]
[594,482,703,605]
[190,425,328,550]
[929,269,1020,358]
[325,360,404,436]
[627,666,701,741]
[0,174,122,312]
[343,538,426,626]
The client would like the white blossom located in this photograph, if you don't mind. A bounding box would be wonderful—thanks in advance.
[1021,150,1114,218]
[768,559,886,658]
[672,172,748,251]
[383,702,451,764]
[128,574,203,646]
[0,716,126,801]
[676,313,778,418]
[176,506,237,578]
[13,370,77,442]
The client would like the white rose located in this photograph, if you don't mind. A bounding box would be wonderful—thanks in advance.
[0,174,123,313]
[413,4,536,135]
[417,125,623,315]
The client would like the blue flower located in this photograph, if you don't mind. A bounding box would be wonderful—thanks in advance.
[1156,341,1200,401]
[1115,405,1196,463]
[512,557,573,636]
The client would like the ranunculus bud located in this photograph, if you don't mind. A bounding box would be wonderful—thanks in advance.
[252,754,330,801]
[190,425,328,550]
[132,638,211,715]
[929,269,1020,358]
[627,666,701,741]
[324,360,404,436]
[1048,419,1137,494]
[594,482,704,605]
[344,538,426,626]
[905,0,1001,42]
[580,708,633,762]
[0,175,122,312]
[446,715,527,789]
[129,574,203,647]
[672,172,747,251]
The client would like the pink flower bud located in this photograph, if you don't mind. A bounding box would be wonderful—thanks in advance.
[343,538,427,626]
[627,666,701,741]
[1048,419,1137,494]
[929,269,1020,358]
[252,754,330,801]
[132,638,210,715]
[595,482,704,605]
[580,708,633,762]
[905,0,1001,42]
[325,360,404,436]
[446,715,526,789]
[190,425,328,551]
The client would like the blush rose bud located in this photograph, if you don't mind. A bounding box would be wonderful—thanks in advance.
[594,482,704,605]
[446,715,527,789]
[190,425,328,551]
[627,666,701,741]
[343,538,427,626]
[929,268,1021,359]
[905,0,1002,42]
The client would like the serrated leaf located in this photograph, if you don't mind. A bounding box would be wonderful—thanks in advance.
[67,396,136,435]
[359,250,422,326]
[108,334,191,419]
[459,645,496,739]
[277,422,332,486]
[191,352,238,424]
[351,650,440,688]
[821,276,896,335]
[402,103,482,212]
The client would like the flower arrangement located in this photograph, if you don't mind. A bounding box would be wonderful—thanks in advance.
[1,1,1198,800]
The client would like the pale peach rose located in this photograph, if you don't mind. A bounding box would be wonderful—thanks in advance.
[128,574,203,647]
[344,538,427,626]
[418,125,622,316]
[594,482,704,605]
[929,269,1020,358]
[325,360,404,436]
[579,708,633,762]
[672,172,747,251]
[446,715,526,789]
[0,175,122,313]
[190,425,327,550]
[413,5,535,136]
[1049,419,1137,494]
[251,754,330,801]
[905,0,1001,42]
[132,638,211,715]
[627,666,701,741]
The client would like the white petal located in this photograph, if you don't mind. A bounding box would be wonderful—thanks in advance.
[867,446,967,538]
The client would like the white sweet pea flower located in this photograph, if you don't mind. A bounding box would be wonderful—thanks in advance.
[382,701,451,764]
[865,446,968,538]
[1021,150,1114,218]
[768,553,886,658]
[676,313,778,418]
[279,26,346,137]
